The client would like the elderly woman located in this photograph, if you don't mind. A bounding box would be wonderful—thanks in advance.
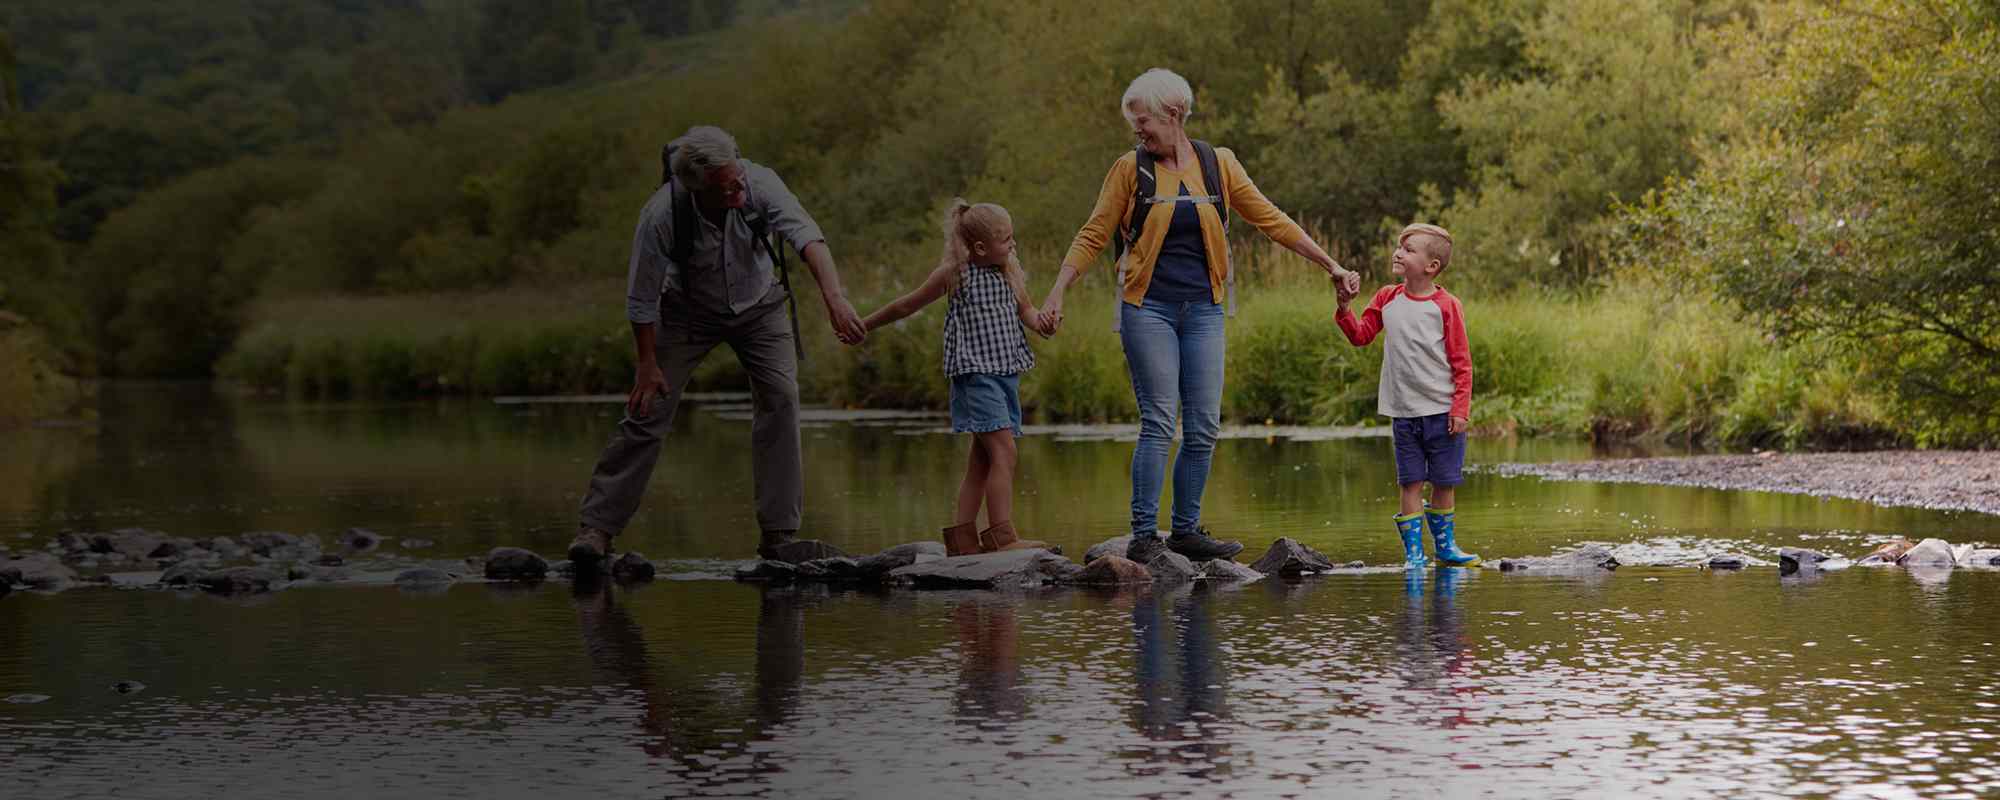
[1039,68,1360,565]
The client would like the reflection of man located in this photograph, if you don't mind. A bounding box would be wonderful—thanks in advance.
[572,125,868,566]
[1129,585,1231,776]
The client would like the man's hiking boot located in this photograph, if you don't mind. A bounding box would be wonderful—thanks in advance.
[979,521,1061,555]
[757,530,848,564]
[942,522,982,557]
[1125,534,1168,565]
[1166,527,1244,562]
[569,526,614,567]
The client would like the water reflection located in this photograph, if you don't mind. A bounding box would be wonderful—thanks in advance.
[1128,584,1233,778]
[950,597,1026,725]
[1394,568,1474,732]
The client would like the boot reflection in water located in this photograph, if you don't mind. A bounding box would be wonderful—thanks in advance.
[1128,585,1232,777]
[1392,568,1476,730]
[952,598,1027,724]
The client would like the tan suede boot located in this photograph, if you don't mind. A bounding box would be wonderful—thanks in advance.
[978,521,1062,555]
[942,522,982,557]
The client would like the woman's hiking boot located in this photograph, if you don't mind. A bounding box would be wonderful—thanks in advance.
[1166,526,1244,562]
[1395,512,1428,568]
[570,526,614,567]
[942,521,982,557]
[979,521,1062,555]
[1125,534,1168,564]
[1425,506,1480,566]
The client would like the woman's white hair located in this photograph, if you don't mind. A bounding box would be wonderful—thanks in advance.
[670,125,741,188]
[1120,68,1195,124]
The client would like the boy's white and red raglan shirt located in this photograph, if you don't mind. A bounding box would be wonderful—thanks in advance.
[1335,284,1472,420]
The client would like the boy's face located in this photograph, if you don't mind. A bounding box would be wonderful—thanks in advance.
[1392,234,1441,280]
[971,221,1017,265]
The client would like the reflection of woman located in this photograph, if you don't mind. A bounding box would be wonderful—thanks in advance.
[1038,68,1361,565]
[1130,585,1228,750]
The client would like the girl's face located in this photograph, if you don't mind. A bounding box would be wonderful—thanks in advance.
[973,221,1016,266]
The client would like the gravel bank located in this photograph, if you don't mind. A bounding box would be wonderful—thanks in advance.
[1484,451,2000,515]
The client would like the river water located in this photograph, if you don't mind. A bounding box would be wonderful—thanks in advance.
[3,385,1997,798]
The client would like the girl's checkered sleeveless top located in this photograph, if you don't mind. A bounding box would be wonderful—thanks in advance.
[941,262,1034,376]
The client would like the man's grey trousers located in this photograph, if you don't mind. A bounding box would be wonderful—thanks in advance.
[579,296,802,537]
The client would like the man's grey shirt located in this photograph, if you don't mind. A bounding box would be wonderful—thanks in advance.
[625,159,826,322]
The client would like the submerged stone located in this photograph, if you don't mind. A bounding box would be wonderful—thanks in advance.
[1897,538,1956,567]
[111,680,146,695]
[1068,555,1150,585]
[1196,559,1264,582]
[1499,545,1620,573]
[197,567,278,595]
[1960,549,2000,567]
[1778,548,1830,575]
[735,560,801,583]
[483,547,549,581]
[2,553,77,591]
[400,538,436,550]
[240,531,300,556]
[763,539,849,564]
[393,567,457,586]
[889,548,1078,590]
[611,552,657,583]
[158,562,207,587]
[1706,555,1749,570]
[6,694,51,704]
[1248,538,1336,576]
[343,528,384,551]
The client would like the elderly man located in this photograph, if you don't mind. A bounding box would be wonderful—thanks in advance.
[572,125,867,565]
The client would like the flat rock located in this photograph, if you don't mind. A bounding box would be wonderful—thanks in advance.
[1778,548,1830,574]
[1856,538,1917,566]
[1067,555,1151,585]
[205,536,244,556]
[2,553,78,591]
[1147,551,1198,584]
[764,539,849,564]
[240,531,300,556]
[1499,545,1620,573]
[889,548,1078,590]
[393,567,457,586]
[197,566,278,594]
[611,552,657,582]
[1084,536,1134,564]
[483,547,548,581]
[1898,538,1956,567]
[735,560,801,583]
[1248,538,1336,576]
[158,562,207,587]
[1706,554,1749,570]
[107,530,164,561]
[1195,559,1264,582]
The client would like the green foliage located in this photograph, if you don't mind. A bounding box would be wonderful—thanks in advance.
[1630,0,2000,445]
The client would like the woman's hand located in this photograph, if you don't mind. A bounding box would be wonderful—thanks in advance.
[1038,295,1065,335]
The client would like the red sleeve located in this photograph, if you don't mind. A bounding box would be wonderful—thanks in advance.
[1438,291,1472,420]
[1336,285,1400,346]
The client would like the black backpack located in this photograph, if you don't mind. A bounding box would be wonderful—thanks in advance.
[1112,139,1229,264]
[659,143,804,361]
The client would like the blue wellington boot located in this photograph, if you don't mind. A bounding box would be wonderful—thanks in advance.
[1395,512,1428,568]
[1426,506,1480,566]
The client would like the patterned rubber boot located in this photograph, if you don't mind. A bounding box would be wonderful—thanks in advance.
[1425,506,1480,567]
[1395,512,1428,568]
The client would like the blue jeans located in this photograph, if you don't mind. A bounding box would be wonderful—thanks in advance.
[1121,298,1225,537]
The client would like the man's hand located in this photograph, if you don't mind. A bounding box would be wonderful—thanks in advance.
[628,362,670,418]
[826,295,867,345]
[1449,415,1469,435]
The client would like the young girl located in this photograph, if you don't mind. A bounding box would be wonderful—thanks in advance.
[862,199,1060,557]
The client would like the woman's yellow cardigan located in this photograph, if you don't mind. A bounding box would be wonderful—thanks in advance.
[1061,146,1307,306]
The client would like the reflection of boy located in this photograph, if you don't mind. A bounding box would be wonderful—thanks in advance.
[1335,224,1479,567]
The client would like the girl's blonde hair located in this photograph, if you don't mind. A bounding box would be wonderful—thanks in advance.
[939,198,1030,306]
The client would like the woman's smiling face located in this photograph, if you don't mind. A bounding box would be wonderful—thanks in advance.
[1126,104,1181,157]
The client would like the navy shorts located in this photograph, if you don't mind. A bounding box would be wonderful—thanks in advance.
[949,372,1023,436]
[1392,414,1466,487]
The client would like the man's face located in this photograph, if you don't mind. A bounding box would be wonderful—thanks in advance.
[697,162,748,210]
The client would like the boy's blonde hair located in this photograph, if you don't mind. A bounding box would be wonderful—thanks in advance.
[939,198,1030,306]
[1399,223,1454,274]
[1121,68,1195,124]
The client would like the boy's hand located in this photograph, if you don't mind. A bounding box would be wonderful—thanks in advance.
[1334,274,1359,304]
[1449,416,1468,435]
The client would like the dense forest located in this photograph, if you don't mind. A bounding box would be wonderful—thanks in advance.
[2,0,1994,445]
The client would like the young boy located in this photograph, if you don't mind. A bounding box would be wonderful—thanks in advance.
[1334,223,1478,568]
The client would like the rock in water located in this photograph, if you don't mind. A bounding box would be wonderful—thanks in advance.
[1195,559,1264,582]
[1856,538,1917,566]
[399,538,435,550]
[1083,536,1134,565]
[735,560,801,583]
[889,549,1079,590]
[1247,538,1336,576]
[610,552,657,582]
[1499,545,1621,573]
[1147,551,1198,584]
[111,680,146,695]
[240,531,300,556]
[1897,538,1956,567]
[343,528,384,551]
[158,562,207,587]
[2,553,78,591]
[763,539,849,564]
[196,567,277,594]
[483,547,549,580]
[394,567,457,586]
[1960,549,2000,567]
[1068,555,1151,585]
[1777,548,1831,575]
[1706,554,1749,570]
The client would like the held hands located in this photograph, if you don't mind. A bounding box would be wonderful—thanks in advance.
[827,295,867,345]
[1334,272,1360,305]
[1037,296,1065,336]
[1449,416,1469,435]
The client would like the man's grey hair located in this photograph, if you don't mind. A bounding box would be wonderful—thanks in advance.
[670,125,741,188]
[1120,68,1195,124]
